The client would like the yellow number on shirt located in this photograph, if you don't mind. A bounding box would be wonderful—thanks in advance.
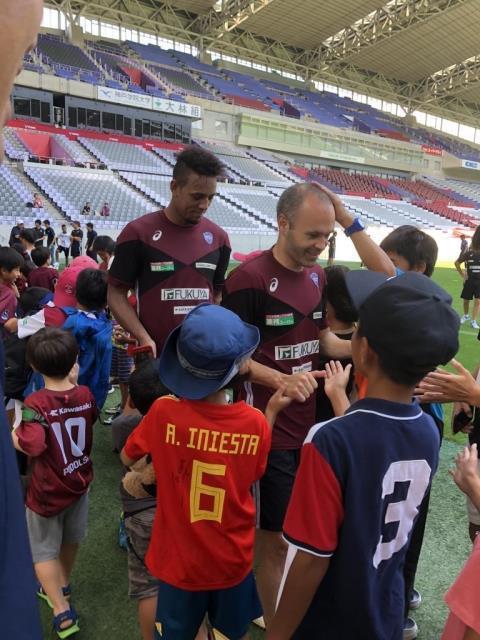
[190,460,226,524]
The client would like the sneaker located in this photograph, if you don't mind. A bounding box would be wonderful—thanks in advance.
[105,405,121,415]
[472,320,480,329]
[460,314,470,324]
[403,617,418,640]
[107,385,116,394]
[410,588,422,610]
[103,413,120,426]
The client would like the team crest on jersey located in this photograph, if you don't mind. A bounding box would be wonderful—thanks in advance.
[203,231,213,245]
[269,277,279,293]
[152,230,162,241]
[310,272,319,287]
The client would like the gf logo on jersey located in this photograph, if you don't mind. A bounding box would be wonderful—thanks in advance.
[203,231,213,245]
[310,272,319,287]
[152,230,162,241]
[269,277,279,293]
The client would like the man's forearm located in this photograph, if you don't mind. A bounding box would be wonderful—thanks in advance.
[319,330,351,359]
[267,550,330,640]
[247,359,285,391]
[107,285,150,344]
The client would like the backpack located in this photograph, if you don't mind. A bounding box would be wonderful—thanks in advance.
[61,307,112,409]
[4,332,32,400]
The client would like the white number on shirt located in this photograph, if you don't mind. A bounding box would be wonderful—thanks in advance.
[51,417,87,464]
[373,460,431,569]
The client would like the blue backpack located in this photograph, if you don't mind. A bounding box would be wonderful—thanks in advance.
[61,307,113,409]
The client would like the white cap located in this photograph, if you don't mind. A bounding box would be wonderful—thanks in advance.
[16,218,24,224]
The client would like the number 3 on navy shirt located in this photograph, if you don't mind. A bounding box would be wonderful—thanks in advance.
[373,460,431,569]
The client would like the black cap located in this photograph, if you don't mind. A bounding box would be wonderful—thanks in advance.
[345,271,459,377]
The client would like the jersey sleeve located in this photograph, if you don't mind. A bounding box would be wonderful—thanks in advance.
[124,412,152,461]
[108,222,143,289]
[283,440,344,557]
[15,402,48,457]
[213,238,232,292]
[254,415,272,480]
[18,309,46,339]
[0,289,17,326]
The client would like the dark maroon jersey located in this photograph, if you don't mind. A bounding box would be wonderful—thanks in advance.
[28,266,58,292]
[222,249,328,450]
[16,385,97,516]
[109,210,231,353]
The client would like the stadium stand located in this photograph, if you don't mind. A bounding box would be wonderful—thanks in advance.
[23,164,153,225]
[78,138,172,173]
[120,172,273,233]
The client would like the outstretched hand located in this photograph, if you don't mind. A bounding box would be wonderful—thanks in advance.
[283,370,325,403]
[324,360,352,399]
[415,359,479,405]
[265,386,293,428]
[449,443,480,499]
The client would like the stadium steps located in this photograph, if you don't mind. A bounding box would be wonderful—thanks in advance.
[310,174,343,194]
[245,152,295,183]
[117,173,158,207]
[218,192,277,231]
[14,164,63,222]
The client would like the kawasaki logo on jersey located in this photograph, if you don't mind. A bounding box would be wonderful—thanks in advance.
[275,340,319,360]
[161,288,210,301]
[265,313,295,327]
[151,261,174,272]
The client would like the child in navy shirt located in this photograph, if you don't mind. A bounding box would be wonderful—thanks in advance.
[268,272,459,640]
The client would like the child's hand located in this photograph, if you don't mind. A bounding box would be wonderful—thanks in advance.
[450,444,480,498]
[265,386,292,428]
[324,361,352,399]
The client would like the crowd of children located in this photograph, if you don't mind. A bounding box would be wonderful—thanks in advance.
[2,212,480,640]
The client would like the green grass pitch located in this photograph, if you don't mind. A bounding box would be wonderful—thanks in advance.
[38,263,476,639]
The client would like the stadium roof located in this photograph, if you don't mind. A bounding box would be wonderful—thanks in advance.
[48,0,480,125]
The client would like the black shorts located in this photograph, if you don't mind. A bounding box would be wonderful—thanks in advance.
[71,244,81,258]
[255,449,301,532]
[58,246,69,258]
[461,278,480,300]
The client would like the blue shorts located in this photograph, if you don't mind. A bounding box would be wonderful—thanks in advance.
[154,571,262,640]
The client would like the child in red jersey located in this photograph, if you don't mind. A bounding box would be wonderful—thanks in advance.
[12,327,98,639]
[0,246,22,337]
[121,304,290,640]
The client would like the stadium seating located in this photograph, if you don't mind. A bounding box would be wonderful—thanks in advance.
[311,168,397,198]
[37,34,103,81]
[78,138,172,174]
[4,128,30,161]
[120,172,272,233]
[52,135,99,166]
[24,164,152,225]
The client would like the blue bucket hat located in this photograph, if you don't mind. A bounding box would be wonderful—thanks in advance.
[159,303,260,400]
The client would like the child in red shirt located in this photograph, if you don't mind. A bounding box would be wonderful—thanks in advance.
[28,246,58,292]
[12,327,97,639]
[0,246,22,337]
[121,304,290,640]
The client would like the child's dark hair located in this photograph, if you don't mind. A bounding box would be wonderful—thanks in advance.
[75,268,107,310]
[357,321,428,387]
[93,235,115,255]
[31,246,50,267]
[325,265,357,324]
[27,328,78,378]
[129,359,169,415]
[0,246,24,271]
[19,229,35,245]
[18,287,51,318]
[380,225,438,277]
